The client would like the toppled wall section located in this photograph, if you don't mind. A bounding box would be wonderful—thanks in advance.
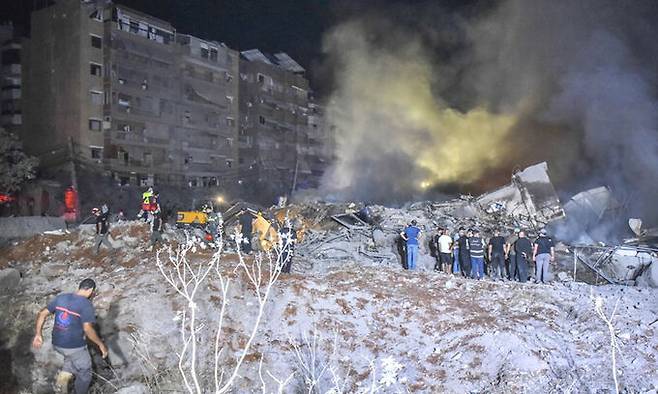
[476,162,564,227]
[0,217,66,239]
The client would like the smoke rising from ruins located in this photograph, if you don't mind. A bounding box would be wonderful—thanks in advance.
[320,0,658,223]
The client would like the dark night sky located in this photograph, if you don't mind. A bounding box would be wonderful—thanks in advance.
[0,0,482,96]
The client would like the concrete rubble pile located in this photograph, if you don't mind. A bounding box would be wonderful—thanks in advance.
[292,162,567,272]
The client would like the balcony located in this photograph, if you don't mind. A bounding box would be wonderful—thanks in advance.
[1,114,21,125]
[1,64,21,75]
[1,88,21,100]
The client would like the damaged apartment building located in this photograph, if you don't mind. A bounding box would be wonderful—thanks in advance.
[17,0,331,204]
[20,0,244,192]
[238,50,331,201]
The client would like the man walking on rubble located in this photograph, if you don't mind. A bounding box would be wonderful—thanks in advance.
[32,278,108,394]
[148,204,164,250]
[514,230,533,283]
[401,220,422,270]
[469,229,486,279]
[436,228,453,273]
[488,229,507,280]
[533,228,555,284]
[505,228,520,280]
[93,205,114,255]
[458,228,472,277]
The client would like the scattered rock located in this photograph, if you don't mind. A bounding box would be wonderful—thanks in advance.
[557,272,572,282]
[40,263,69,278]
[115,383,148,394]
[372,229,387,247]
[0,268,21,294]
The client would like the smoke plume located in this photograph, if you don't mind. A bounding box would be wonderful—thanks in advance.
[320,0,658,224]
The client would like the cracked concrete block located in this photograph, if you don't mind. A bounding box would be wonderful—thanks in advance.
[0,268,21,294]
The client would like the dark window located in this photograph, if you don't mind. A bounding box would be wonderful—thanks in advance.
[90,35,102,49]
[259,116,266,125]
[210,48,218,61]
[91,148,102,159]
[200,47,209,59]
[130,21,139,34]
[226,160,232,168]
[257,74,265,84]
[90,63,102,76]
[1,48,20,65]
[89,119,102,131]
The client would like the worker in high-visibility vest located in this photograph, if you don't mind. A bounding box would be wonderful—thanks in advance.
[141,187,154,212]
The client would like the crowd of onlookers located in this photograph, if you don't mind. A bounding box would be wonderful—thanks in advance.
[401,221,556,283]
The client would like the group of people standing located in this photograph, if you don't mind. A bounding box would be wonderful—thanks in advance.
[401,222,556,283]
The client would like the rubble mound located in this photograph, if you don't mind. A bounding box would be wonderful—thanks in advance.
[0,219,657,393]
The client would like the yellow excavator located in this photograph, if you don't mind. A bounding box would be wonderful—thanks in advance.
[176,203,212,228]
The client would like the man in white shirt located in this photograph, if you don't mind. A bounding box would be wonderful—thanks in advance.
[436,228,453,273]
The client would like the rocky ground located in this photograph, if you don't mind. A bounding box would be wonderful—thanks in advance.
[1,220,657,393]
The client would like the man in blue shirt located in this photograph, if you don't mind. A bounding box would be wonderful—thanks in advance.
[400,220,422,270]
[32,278,108,393]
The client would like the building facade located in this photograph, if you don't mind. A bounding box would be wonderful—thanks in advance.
[22,0,239,190]
[238,49,329,201]
[0,22,22,133]
[20,0,331,206]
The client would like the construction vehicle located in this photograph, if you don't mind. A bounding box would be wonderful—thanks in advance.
[176,203,213,228]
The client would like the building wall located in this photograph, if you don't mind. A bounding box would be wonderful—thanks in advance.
[20,1,331,204]
[22,0,104,157]
[0,23,22,133]
[21,1,241,192]
[238,57,311,199]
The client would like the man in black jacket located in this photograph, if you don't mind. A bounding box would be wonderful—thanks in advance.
[514,230,533,283]
[93,206,114,254]
[458,229,472,278]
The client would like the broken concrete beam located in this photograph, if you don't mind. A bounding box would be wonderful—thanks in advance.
[476,162,564,226]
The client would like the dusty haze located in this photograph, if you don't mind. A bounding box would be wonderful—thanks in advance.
[319,0,658,224]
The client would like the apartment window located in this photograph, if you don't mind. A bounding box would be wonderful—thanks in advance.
[129,21,139,34]
[226,160,233,168]
[118,93,131,107]
[90,35,102,49]
[226,117,235,127]
[259,116,266,125]
[200,43,209,59]
[257,74,265,84]
[90,63,102,77]
[90,90,103,105]
[89,119,102,131]
[90,147,102,159]
[90,9,103,22]
[210,48,218,61]
[226,138,233,147]
[226,95,234,104]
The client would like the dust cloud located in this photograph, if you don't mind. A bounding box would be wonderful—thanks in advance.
[319,0,658,224]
